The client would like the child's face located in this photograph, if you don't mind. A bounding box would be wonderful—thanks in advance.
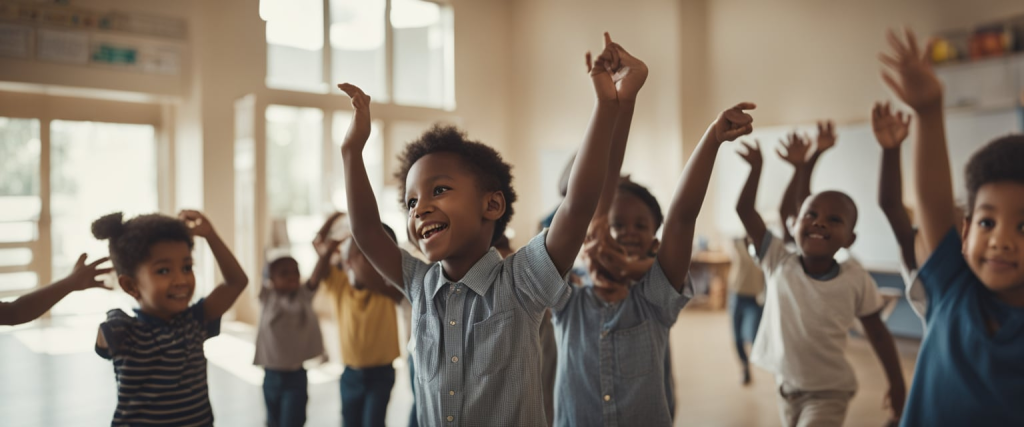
[270,259,301,293]
[405,153,498,263]
[794,193,857,259]
[609,192,659,258]
[122,241,195,320]
[344,242,385,289]
[962,182,1024,303]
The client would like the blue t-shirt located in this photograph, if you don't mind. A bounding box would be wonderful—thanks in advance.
[900,228,1024,426]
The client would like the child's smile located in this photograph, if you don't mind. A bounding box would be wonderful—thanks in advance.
[794,192,857,259]
[127,241,196,321]
[963,181,1024,304]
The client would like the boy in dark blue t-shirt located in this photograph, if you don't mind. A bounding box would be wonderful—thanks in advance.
[881,28,1024,426]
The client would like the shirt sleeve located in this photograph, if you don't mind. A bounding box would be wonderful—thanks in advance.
[400,248,431,299]
[189,298,221,340]
[509,230,573,313]
[855,271,886,317]
[636,259,694,327]
[756,233,791,277]
[96,309,132,360]
[917,227,969,305]
[320,266,348,297]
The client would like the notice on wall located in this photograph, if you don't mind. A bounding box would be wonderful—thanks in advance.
[37,28,88,63]
[0,23,31,58]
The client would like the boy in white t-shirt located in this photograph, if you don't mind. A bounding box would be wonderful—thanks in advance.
[734,131,907,427]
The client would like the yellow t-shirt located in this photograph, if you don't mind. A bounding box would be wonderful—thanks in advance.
[321,267,400,369]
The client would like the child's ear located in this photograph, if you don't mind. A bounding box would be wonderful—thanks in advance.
[648,238,661,256]
[843,232,857,249]
[483,191,506,221]
[961,216,972,254]
[118,275,141,300]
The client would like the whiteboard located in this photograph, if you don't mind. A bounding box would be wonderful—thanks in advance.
[712,107,1022,272]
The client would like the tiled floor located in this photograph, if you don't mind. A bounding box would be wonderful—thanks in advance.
[0,306,918,426]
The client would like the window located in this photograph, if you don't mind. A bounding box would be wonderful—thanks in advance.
[0,117,40,292]
[262,0,455,110]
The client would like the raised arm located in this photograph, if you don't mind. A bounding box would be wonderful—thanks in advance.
[0,254,111,326]
[777,132,812,243]
[313,212,345,257]
[860,312,907,424]
[736,141,768,248]
[880,28,952,259]
[306,239,342,292]
[337,83,405,287]
[872,102,917,270]
[802,121,837,202]
[179,210,250,321]
[546,33,621,275]
[660,103,756,289]
[592,39,647,222]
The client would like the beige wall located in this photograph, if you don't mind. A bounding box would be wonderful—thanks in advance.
[506,0,686,247]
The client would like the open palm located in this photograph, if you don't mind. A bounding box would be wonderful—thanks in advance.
[871,102,911,149]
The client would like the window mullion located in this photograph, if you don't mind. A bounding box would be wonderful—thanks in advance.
[384,0,395,104]
[322,0,332,90]
[38,117,53,315]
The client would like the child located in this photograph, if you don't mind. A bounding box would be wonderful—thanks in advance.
[92,210,248,426]
[880,28,1024,425]
[254,244,334,427]
[734,138,906,426]
[559,74,756,427]
[869,101,929,322]
[313,214,403,427]
[0,254,111,325]
[777,124,836,245]
[725,236,765,385]
[337,32,625,426]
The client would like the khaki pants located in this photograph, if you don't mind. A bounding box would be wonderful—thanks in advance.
[776,383,855,427]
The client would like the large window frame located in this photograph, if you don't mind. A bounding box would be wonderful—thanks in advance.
[262,0,455,111]
[0,90,175,318]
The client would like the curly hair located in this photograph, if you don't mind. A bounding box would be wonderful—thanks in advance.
[964,134,1024,217]
[617,177,664,231]
[91,212,194,277]
[395,124,516,244]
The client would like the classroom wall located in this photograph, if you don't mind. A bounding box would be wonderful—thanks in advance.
[505,0,686,245]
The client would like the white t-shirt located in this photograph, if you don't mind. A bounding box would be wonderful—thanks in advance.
[750,235,885,392]
[900,255,928,324]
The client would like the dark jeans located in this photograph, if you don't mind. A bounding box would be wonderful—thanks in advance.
[263,368,308,427]
[341,365,396,427]
[729,293,764,365]
[408,356,418,427]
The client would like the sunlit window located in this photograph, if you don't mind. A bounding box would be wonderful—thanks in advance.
[0,117,40,292]
[261,0,454,110]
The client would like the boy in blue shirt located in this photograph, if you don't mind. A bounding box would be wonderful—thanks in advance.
[337,33,629,426]
[880,28,1024,426]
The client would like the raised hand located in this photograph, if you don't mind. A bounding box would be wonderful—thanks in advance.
[880,28,943,112]
[605,36,648,102]
[871,102,912,150]
[585,32,621,102]
[815,120,838,153]
[67,254,113,291]
[710,103,756,144]
[776,132,811,166]
[179,210,216,239]
[337,83,373,150]
[738,140,763,169]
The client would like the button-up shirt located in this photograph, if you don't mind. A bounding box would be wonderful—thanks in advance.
[552,261,692,427]
[400,230,571,426]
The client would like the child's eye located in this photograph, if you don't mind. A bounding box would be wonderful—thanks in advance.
[407,198,418,210]
[183,265,193,273]
[433,186,449,196]
[156,268,170,275]
[978,218,995,229]
[829,216,842,223]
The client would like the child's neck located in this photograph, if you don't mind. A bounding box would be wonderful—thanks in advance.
[440,248,491,283]
[593,285,630,304]
[799,254,838,277]
[138,305,181,322]
[995,285,1024,308]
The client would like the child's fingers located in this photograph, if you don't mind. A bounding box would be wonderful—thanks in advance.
[603,31,613,49]
[880,72,906,100]
[337,83,364,98]
[93,267,114,276]
[74,253,87,269]
[904,28,920,58]
[585,51,593,73]
[87,256,111,269]
[886,29,909,57]
[775,147,787,159]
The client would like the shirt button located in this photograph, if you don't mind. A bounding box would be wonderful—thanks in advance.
[449,320,456,326]
[604,394,611,401]
[447,416,454,422]
[449,390,455,396]
[451,356,459,363]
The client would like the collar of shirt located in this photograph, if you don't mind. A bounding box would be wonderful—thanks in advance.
[133,308,173,326]
[428,247,504,299]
